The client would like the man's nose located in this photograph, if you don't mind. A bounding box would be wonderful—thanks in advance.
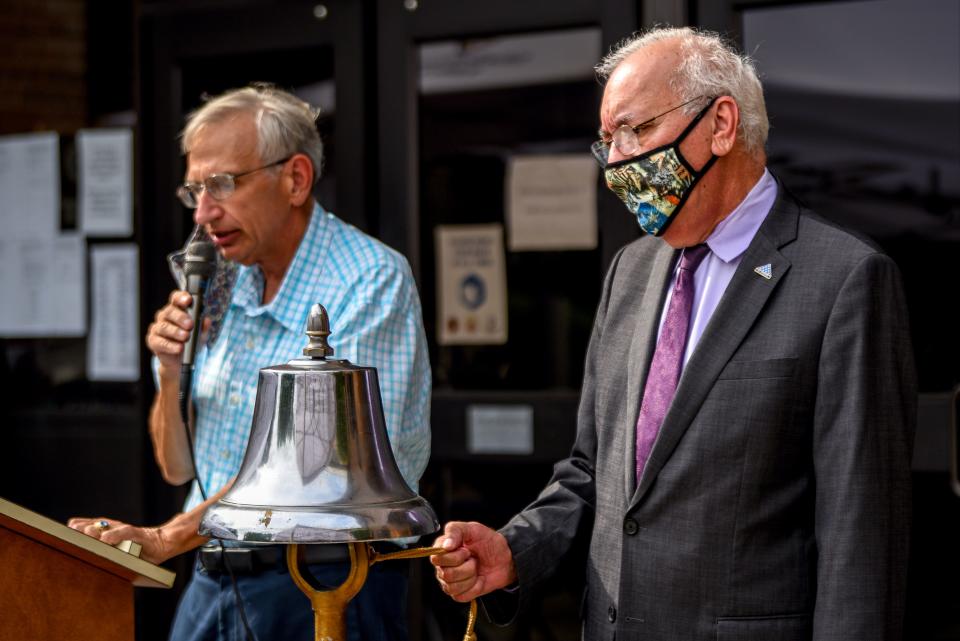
[192,192,221,225]
[606,140,633,165]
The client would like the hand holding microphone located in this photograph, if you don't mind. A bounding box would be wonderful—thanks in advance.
[145,240,217,380]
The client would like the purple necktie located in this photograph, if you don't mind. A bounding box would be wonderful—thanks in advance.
[635,244,710,483]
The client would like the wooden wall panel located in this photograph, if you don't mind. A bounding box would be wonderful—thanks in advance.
[0,0,87,135]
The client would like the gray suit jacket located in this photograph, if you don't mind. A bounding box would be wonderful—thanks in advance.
[495,183,916,641]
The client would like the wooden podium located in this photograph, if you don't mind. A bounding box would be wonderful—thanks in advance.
[0,497,175,641]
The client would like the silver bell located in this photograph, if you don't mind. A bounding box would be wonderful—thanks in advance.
[199,303,438,543]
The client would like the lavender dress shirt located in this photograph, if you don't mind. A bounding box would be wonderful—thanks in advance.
[657,168,778,365]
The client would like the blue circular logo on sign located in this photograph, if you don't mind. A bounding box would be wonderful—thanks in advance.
[460,273,486,310]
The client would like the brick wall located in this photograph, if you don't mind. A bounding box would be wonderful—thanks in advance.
[0,0,87,135]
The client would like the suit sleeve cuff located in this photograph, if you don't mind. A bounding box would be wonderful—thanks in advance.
[479,584,521,626]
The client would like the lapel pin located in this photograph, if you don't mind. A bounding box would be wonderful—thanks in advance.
[754,263,773,280]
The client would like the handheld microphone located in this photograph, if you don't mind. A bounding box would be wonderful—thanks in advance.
[181,240,217,369]
[178,241,216,445]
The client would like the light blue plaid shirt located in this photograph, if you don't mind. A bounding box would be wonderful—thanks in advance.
[182,203,431,511]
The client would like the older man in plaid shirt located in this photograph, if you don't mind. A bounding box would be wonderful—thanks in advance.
[70,84,431,641]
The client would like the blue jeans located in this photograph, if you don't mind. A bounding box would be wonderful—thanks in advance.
[168,554,409,641]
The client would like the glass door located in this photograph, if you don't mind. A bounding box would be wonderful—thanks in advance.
[696,1,960,637]
[377,2,636,638]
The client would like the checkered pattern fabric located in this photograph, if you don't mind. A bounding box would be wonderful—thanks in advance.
[179,204,431,511]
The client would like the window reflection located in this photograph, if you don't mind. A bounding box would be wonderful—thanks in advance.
[744,0,960,391]
[417,29,603,390]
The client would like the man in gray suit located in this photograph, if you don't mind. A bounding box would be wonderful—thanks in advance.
[431,26,916,641]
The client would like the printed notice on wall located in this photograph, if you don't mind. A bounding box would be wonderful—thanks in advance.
[78,128,133,237]
[0,132,60,240]
[435,224,507,345]
[467,405,534,455]
[0,234,86,337]
[88,244,140,381]
[506,154,598,251]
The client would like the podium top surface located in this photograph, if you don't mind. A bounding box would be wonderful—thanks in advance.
[0,497,175,589]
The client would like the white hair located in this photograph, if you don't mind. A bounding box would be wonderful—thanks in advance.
[596,26,769,154]
[181,83,324,184]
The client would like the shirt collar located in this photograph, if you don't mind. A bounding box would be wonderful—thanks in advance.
[705,168,777,263]
[231,202,333,333]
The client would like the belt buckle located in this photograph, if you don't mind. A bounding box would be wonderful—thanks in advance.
[225,548,255,573]
[200,545,223,573]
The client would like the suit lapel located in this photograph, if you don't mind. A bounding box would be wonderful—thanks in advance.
[622,242,676,500]
[629,184,800,508]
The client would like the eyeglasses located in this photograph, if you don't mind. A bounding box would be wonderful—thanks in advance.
[590,96,710,166]
[175,157,291,208]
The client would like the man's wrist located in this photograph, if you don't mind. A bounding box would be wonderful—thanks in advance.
[156,517,207,561]
[156,364,182,384]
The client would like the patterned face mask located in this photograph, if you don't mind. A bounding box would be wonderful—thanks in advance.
[603,97,718,236]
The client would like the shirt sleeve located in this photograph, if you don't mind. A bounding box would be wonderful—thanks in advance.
[331,257,432,492]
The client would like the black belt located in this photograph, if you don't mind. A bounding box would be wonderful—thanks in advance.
[198,541,408,575]
[199,543,350,574]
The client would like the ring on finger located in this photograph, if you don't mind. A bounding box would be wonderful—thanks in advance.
[95,519,110,531]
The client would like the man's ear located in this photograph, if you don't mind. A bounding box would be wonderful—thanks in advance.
[711,96,740,157]
[287,154,314,206]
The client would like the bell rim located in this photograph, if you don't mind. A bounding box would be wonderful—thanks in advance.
[215,496,426,510]
[199,496,440,543]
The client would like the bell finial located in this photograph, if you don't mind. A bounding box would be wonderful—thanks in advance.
[303,303,335,358]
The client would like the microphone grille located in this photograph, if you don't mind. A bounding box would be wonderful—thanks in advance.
[184,241,216,277]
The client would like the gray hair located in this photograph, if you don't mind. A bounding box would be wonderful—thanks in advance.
[596,27,768,153]
[181,83,324,184]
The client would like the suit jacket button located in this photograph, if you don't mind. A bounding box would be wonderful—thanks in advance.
[624,518,639,535]
[607,605,617,622]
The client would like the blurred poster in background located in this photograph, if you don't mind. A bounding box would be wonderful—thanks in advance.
[506,154,598,251]
[435,224,508,345]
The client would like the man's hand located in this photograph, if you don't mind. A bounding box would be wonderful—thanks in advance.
[430,521,518,602]
[67,517,171,565]
[145,290,196,379]
[66,489,226,566]
[146,290,211,379]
